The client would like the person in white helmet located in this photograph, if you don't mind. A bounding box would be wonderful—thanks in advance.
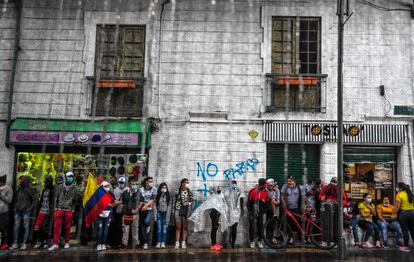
[108,176,128,248]
[48,171,80,251]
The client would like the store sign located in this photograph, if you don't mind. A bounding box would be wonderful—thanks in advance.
[263,122,406,144]
[374,164,393,189]
[10,131,138,146]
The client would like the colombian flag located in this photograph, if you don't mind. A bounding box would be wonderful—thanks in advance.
[83,174,113,228]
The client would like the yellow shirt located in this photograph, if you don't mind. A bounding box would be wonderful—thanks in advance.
[396,191,414,211]
[376,204,396,220]
[358,202,375,222]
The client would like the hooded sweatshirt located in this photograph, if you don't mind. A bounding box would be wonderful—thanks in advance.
[54,181,80,211]
[0,183,13,213]
[14,176,36,212]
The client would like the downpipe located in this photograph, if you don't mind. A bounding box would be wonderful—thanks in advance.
[5,0,22,147]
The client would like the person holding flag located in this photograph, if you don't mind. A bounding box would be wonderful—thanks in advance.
[48,172,80,251]
[96,181,116,251]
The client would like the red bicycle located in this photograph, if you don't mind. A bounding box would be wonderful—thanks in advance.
[263,208,337,250]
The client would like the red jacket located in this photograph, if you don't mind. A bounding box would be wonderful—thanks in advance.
[319,184,347,206]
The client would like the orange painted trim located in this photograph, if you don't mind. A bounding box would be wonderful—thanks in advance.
[277,77,318,86]
[97,80,136,89]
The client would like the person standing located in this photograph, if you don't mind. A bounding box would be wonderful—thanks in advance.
[108,176,128,248]
[96,181,115,251]
[223,180,244,248]
[48,172,80,251]
[247,178,271,249]
[139,177,157,250]
[155,183,172,249]
[376,196,403,248]
[394,182,414,252]
[10,175,36,250]
[0,175,13,250]
[358,193,381,248]
[172,178,193,249]
[120,179,141,250]
[280,176,305,244]
[33,175,54,249]
[319,177,347,206]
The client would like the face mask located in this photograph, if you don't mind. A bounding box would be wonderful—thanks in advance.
[104,186,110,192]
[131,185,138,191]
[66,177,74,184]
[161,188,167,193]
[119,183,125,189]
[331,183,337,186]
[384,202,390,207]
[185,183,190,188]
[232,185,237,190]
[148,182,154,188]
[366,198,372,204]
[396,187,400,193]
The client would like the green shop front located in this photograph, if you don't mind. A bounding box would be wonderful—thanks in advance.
[8,118,152,191]
[263,122,407,204]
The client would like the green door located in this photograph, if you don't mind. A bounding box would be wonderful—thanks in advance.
[266,144,320,185]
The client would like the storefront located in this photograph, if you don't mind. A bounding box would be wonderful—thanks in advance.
[263,122,407,203]
[8,118,152,192]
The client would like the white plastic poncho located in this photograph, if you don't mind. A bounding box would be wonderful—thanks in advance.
[223,184,245,226]
[189,188,229,233]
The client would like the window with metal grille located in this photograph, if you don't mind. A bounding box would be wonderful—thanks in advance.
[270,17,323,113]
[93,25,145,117]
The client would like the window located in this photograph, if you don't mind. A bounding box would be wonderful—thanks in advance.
[269,17,324,112]
[93,25,145,117]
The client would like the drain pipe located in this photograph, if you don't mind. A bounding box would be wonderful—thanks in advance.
[157,0,171,120]
[5,0,22,147]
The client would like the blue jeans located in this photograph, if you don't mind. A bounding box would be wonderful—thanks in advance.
[157,211,168,243]
[359,220,380,242]
[140,210,153,244]
[397,210,414,247]
[377,218,403,245]
[351,215,360,243]
[13,211,31,243]
[96,216,112,245]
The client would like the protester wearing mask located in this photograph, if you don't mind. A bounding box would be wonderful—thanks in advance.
[154,183,172,249]
[266,179,280,219]
[120,179,141,250]
[139,177,157,250]
[247,178,271,249]
[394,182,414,252]
[281,176,305,245]
[48,172,80,251]
[319,177,347,206]
[376,196,403,248]
[0,175,13,250]
[358,193,381,248]
[223,180,244,248]
[96,181,115,251]
[10,175,36,250]
[33,175,55,249]
[342,192,361,246]
[172,178,193,249]
[108,176,128,248]
[189,185,229,250]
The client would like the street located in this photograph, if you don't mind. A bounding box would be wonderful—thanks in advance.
[1,246,413,262]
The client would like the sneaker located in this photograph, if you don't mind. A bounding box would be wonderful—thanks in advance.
[161,242,166,248]
[64,243,70,249]
[354,242,361,247]
[175,241,180,249]
[210,245,218,250]
[156,242,161,249]
[48,245,59,251]
[249,241,255,249]
[258,241,264,249]
[101,244,106,251]
[34,242,42,249]
[215,244,223,250]
[362,241,373,248]
[10,243,18,250]
[20,243,27,250]
[42,244,49,249]
[288,237,294,245]
[97,244,102,251]
[399,246,410,252]
[181,241,186,249]
[143,243,148,250]
[382,243,390,249]
[375,241,381,248]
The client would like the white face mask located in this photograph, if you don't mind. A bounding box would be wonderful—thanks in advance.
[161,188,167,193]
[119,183,125,189]
[104,186,110,192]
[366,198,372,204]
[148,182,153,188]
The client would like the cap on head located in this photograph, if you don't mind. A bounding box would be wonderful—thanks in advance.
[330,177,338,184]
[118,176,126,183]
[266,178,275,185]
[258,178,266,186]
[101,181,109,187]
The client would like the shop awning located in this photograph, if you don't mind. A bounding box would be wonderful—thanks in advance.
[9,118,151,148]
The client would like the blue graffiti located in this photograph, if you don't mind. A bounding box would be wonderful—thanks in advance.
[224,158,260,180]
[196,161,218,197]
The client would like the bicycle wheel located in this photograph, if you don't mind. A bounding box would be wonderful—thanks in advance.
[263,216,291,249]
[309,219,337,250]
